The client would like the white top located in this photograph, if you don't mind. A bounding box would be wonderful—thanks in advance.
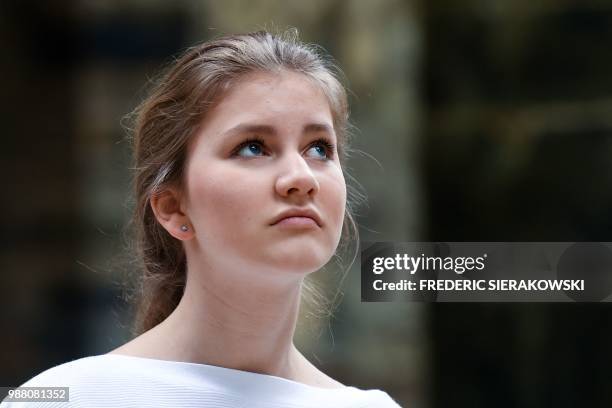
[1,354,402,407]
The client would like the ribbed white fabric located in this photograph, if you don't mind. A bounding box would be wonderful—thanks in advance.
[1,354,402,407]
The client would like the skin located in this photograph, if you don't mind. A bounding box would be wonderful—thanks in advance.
[110,70,347,388]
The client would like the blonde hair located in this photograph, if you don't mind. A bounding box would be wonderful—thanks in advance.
[126,29,360,335]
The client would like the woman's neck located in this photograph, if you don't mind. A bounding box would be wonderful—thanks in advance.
[109,256,345,388]
[157,275,303,376]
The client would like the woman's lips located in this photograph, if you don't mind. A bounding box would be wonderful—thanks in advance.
[273,216,319,228]
[270,208,323,228]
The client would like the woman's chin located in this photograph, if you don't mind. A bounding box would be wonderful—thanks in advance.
[257,244,333,275]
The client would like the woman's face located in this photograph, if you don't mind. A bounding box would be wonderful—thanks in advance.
[182,70,346,278]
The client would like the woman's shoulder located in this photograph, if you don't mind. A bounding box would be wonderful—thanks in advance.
[17,355,120,387]
[4,355,403,407]
[1,355,124,407]
[16,354,198,389]
[4,354,224,407]
[350,389,403,407]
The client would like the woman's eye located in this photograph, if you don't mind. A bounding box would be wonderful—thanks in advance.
[235,140,265,157]
[305,140,334,160]
[234,138,334,159]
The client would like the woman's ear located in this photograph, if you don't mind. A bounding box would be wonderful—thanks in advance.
[150,188,194,240]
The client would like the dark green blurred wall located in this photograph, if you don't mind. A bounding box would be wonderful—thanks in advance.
[423,2,612,407]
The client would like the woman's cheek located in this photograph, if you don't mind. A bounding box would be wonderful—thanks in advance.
[325,170,347,225]
[199,172,266,235]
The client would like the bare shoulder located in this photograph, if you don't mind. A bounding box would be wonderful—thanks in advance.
[292,349,346,389]
[106,326,168,359]
[304,370,346,389]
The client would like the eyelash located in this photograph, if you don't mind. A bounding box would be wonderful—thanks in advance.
[232,137,336,160]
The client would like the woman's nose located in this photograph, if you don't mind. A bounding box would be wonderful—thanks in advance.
[275,153,320,198]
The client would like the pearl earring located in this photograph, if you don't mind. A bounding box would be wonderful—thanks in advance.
[180,225,189,232]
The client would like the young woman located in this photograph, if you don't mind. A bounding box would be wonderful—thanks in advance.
[3,30,401,407]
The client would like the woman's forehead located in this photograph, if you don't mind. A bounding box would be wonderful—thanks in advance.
[220,70,329,106]
[200,72,334,134]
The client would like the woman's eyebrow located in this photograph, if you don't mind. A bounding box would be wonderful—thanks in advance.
[303,123,333,135]
[222,122,334,138]
[223,124,276,137]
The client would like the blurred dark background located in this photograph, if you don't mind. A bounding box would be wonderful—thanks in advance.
[2,1,612,407]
